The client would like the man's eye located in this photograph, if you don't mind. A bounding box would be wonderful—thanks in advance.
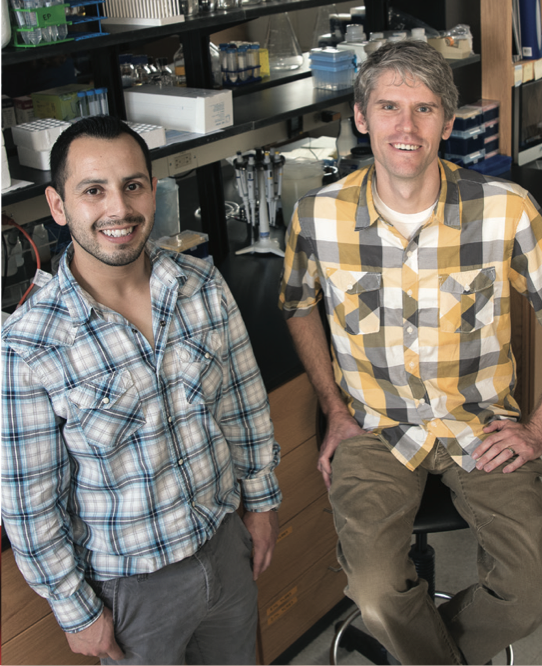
[126,182,141,191]
[418,106,432,113]
[85,188,100,195]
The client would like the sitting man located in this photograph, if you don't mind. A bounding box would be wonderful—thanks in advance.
[2,116,281,665]
[279,40,542,665]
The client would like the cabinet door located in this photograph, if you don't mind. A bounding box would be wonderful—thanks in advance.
[269,373,317,457]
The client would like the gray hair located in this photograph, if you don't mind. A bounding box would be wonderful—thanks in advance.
[354,40,459,122]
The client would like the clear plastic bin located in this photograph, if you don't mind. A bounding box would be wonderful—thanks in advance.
[464,99,499,123]
[445,148,486,167]
[445,126,485,155]
[310,63,354,90]
[453,106,483,132]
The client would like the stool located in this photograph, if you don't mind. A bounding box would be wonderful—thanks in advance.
[329,472,514,665]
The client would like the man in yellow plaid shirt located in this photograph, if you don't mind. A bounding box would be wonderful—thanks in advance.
[279,40,542,665]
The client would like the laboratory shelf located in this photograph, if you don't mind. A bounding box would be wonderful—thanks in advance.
[2,77,353,206]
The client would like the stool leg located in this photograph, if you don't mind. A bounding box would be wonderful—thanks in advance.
[409,535,436,599]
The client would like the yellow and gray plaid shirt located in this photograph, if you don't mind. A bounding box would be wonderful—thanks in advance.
[279,160,542,471]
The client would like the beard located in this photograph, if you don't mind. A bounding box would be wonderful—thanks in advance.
[65,211,153,267]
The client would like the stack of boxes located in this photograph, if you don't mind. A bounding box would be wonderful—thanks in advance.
[444,99,512,175]
[11,118,70,171]
[309,48,355,91]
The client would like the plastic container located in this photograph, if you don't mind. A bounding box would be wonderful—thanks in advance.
[484,119,499,138]
[465,99,499,123]
[484,134,499,154]
[151,177,180,241]
[281,158,323,226]
[445,125,485,155]
[310,47,355,90]
[469,154,511,176]
[453,106,483,132]
[445,148,486,168]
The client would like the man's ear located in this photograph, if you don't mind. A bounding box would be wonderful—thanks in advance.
[354,104,369,135]
[442,115,455,141]
[45,186,68,227]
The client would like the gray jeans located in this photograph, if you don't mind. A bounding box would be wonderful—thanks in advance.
[330,434,542,665]
[91,512,258,665]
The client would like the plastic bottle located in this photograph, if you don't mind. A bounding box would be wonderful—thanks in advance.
[226,45,238,84]
[238,44,249,81]
[23,0,42,46]
[95,88,109,114]
[173,44,187,86]
[77,90,88,117]
[31,223,50,263]
[345,24,366,42]
[248,43,260,79]
[336,116,358,158]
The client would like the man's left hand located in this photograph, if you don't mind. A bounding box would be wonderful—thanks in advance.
[473,419,542,473]
[242,510,280,580]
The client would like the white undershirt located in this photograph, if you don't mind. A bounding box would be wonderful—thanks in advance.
[372,182,437,240]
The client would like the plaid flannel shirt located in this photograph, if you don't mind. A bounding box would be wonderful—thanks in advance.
[279,160,542,471]
[2,244,281,633]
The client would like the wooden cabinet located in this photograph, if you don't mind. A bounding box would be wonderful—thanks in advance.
[1,549,99,666]
[257,373,347,664]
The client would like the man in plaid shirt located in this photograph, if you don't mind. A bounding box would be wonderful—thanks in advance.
[2,116,281,664]
[280,41,542,664]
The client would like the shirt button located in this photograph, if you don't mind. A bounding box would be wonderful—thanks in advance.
[464,286,471,292]
[409,362,415,368]
[407,289,413,297]
[168,416,172,423]
[102,397,109,404]
[204,353,211,359]
[191,501,196,508]
[419,398,425,405]
[178,458,184,465]
[181,350,190,361]
[407,326,413,334]
[160,320,166,327]
[132,328,138,334]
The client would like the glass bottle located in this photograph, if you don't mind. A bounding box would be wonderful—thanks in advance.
[173,44,187,86]
[264,13,303,71]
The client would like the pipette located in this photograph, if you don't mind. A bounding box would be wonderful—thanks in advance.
[263,151,275,227]
[246,154,256,241]
[272,149,284,225]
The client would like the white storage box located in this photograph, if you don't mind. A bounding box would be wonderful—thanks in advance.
[11,118,70,152]
[17,144,52,171]
[126,121,167,150]
[124,85,233,134]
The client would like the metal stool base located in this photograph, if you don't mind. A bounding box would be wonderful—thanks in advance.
[330,593,514,665]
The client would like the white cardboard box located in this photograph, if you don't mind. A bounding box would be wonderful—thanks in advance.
[124,85,233,134]
[12,118,70,152]
[17,144,51,171]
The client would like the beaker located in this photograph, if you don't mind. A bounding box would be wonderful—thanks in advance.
[264,13,303,71]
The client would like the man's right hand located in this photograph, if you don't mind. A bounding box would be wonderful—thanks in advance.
[318,411,365,489]
[65,606,125,661]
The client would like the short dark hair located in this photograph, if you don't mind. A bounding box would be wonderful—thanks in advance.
[49,116,153,199]
[355,40,458,123]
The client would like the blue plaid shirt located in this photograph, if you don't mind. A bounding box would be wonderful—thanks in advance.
[2,243,281,633]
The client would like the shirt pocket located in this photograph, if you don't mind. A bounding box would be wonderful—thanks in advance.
[67,370,145,450]
[175,330,223,405]
[439,266,496,334]
[326,269,382,335]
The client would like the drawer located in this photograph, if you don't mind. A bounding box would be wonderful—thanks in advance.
[258,547,347,664]
[257,493,337,608]
[275,435,325,524]
[269,373,317,457]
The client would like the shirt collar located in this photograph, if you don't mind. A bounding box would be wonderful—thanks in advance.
[57,241,194,325]
[355,159,462,231]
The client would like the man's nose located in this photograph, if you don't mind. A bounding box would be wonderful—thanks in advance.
[396,109,417,133]
[106,189,133,218]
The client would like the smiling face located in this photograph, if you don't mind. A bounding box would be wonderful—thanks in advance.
[354,69,454,189]
[46,133,157,272]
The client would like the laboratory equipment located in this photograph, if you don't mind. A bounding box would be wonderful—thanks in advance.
[264,13,303,71]
[311,3,338,49]
[233,149,286,256]
[281,158,323,227]
[151,177,180,241]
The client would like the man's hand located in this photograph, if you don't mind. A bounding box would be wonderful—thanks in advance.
[473,419,542,473]
[65,606,125,660]
[242,510,280,580]
[318,411,365,489]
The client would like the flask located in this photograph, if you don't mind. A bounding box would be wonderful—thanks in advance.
[265,13,303,71]
[311,3,338,48]
[173,44,187,86]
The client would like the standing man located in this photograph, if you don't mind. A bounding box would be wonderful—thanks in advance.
[2,116,281,665]
[279,40,542,665]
